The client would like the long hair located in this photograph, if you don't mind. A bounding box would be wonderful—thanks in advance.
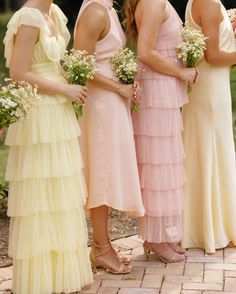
[124,0,140,42]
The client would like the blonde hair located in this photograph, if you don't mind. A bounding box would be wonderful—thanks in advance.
[124,0,140,42]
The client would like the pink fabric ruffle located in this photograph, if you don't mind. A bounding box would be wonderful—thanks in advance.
[138,214,183,243]
[141,188,183,217]
[135,135,185,165]
[133,107,183,137]
[137,78,188,109]
[138,163,186,191]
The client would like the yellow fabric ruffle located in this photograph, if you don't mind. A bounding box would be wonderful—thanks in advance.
[8,174,87,216]
[9,208,88,259]
[4,4,70,67]
[12,247,93,294]
[5,140,84,180]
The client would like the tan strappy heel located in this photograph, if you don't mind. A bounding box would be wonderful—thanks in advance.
[168,242,186,255]
[108,240,130,265]
[143,241,185,263]
[90,241,132,274]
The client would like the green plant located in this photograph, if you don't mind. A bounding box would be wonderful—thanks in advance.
[0,12,12,82]
[0,182,8,215]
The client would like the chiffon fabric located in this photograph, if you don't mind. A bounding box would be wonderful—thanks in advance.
[133,2,188,243]
[182,0,236,253]
[4,4,93,293]
[75,0,145,216]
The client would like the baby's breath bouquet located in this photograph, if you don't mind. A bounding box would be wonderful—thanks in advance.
[0,79,39,132]
[176,24,207,92]
[61,49,96,117]
[227,9,236,38]
[109,48,139,112]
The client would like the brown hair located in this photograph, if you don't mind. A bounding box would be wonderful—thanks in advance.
[124,0,140,42]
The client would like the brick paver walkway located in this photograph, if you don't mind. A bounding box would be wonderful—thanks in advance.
[1,235,236,293]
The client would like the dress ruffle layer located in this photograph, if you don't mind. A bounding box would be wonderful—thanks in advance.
[141,188,184,217]
[9,209,88,259]
[138,163,186,190]
[137,78,187,109]
[12,247,92,294]
[8,174,87,216]
[132,107,183,137]
[138,215,183,243]
[135,135,185,164]
[5,140,83,180]
[5,99,80,145]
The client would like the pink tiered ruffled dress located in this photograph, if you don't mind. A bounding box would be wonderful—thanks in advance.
[133,2,188,243]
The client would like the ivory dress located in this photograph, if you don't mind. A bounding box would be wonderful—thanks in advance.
[76,0,145,216]
[133,2,188,243]
[4,4,93,293]
[182,0,236,253]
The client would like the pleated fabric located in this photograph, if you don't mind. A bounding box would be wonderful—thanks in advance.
[133,2,188,243]
[182,0,236,253]
[4,4,93,293]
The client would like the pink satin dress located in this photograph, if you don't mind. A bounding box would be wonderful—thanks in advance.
[75,0,145,216]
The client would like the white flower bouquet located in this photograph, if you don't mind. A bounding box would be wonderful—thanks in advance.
[61,49,96,117]
[109,48,139,112]
[176,24,207,91]
[227,9,236,38]
[0,79,39,133]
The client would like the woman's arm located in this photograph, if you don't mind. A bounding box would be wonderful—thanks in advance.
[193,0,236,66]
[136,0,196,82]
[74,3,135,99]
[9,25,87,102]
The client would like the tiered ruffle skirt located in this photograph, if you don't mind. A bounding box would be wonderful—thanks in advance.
[133,76,188,243]
[5,74,93,293]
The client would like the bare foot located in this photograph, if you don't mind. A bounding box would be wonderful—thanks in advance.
[168,242,186,255]
[227,241,236,248]
[93,243,131,274]
[148,242,185,263]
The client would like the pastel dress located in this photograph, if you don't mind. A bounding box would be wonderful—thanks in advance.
[182,0,236,253]
[3,4,93,293]
[133,2,188,243]
[75,0,145,216]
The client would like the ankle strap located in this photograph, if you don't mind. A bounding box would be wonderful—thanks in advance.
[92,241,111,258]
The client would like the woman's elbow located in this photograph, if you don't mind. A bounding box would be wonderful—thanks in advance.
[205,52,219,65]
[137,48,151,64]
[9,68,24,81]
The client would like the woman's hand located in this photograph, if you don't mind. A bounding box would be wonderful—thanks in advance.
[133,82,141,102]
[178,67,199,84]
[63,84,88,105]
[117,84,135,99]
[117,83,140,100]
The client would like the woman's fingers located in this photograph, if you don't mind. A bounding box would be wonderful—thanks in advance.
[133,82,141,101]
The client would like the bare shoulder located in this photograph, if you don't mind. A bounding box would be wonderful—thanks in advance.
[140,0,166,10]
[196,0,221,11]
[80,2,107,23]
[139,0,166,17]
[200,0,221,20]
[76,2,108,34]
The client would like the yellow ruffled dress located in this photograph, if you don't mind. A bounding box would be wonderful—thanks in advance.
[3,4,93,293]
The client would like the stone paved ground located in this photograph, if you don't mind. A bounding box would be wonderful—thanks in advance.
[1,235,236,293]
